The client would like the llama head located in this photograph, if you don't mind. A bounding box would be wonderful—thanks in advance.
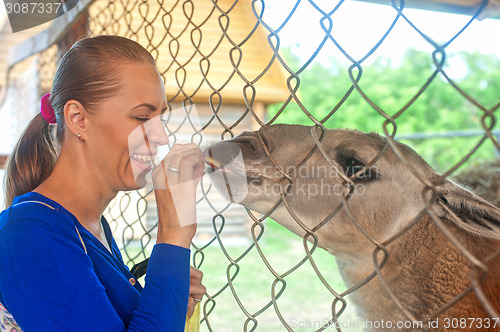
[207,124,500,257]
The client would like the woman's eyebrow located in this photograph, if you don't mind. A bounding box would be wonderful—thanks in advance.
[131,103,156,112]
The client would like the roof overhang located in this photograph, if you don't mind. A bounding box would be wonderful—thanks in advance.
[355,0,500,20]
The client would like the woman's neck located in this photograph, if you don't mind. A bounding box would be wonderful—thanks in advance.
[34,149,117,237]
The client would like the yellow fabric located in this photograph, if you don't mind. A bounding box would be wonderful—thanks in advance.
[184,303,200,332]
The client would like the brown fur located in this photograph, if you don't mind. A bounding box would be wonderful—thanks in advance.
[454,159,500,208]
[384,215,500,331]
[208,124,500,331]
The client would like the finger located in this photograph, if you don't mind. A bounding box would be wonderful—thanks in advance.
[153,144,203,187]
[187,298,196,318]
[190,266,203,283]
[165,145,203,175]
[178,154,204,185]
[166,150,203,184]
[168,143,201,159]
[188,295,203,306]
[189,284,206,299]
[151,158,176,190]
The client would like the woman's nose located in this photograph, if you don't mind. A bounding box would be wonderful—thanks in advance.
[145,115,169,146]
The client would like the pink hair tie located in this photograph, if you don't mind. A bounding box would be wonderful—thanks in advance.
[40,93,56,124]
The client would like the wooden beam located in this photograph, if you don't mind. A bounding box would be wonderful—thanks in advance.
[6,0,94,69]
[0,154,8,170]
[354,0,500,20]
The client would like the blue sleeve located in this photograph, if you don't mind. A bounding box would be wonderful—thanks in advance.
[0,216,190,332]
[128,244,190,331]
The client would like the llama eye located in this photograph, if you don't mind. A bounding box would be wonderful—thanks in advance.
[344,158,365,177]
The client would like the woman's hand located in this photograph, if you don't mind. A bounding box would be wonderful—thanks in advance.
[187,266,206,318]
[152,143,205,248]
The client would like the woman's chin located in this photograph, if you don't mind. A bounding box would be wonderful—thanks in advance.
[130,173,148,190]
[129,159,153,190]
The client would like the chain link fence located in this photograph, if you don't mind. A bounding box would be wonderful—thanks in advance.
[1,0,500,331]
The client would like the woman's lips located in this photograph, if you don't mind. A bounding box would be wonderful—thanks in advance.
[130,153,156,164]
[130,153,156,173]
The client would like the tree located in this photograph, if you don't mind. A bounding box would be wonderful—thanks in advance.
[268,48,499,172]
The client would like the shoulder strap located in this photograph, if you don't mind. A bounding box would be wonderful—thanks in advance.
[12,200,87,254]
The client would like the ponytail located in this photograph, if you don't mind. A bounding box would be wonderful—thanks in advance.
[3,113,58,207]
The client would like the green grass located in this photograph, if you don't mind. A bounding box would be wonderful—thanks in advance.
[191,220,359,332]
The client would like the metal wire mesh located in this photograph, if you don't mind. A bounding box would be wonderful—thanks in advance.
[2,0,500,331]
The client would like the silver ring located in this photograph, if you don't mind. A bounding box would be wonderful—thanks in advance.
[167,165,181,173]
[194,298,202,303]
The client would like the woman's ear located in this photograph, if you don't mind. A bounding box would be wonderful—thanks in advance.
[63,100,87,141]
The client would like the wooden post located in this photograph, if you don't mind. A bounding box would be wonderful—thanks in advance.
[0,154,8,170]
[251,101,267,131]
[57,9,89,58]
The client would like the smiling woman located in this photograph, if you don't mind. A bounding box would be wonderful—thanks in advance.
[0,35,206,331]
[77,61,169,191]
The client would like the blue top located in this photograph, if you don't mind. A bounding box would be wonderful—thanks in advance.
[0,192,190,331]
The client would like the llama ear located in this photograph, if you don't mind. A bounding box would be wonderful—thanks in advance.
[434,180,500,240]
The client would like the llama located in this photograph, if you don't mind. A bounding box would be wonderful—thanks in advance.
[207,124,500,331]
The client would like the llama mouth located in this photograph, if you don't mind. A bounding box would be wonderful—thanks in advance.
[205,155,222,170]
[205,155,241,176]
